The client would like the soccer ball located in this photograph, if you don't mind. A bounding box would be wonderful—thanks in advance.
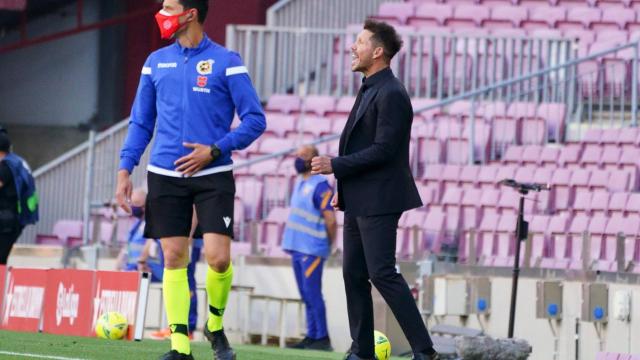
[374,330,391,360]
[95,311,128,340]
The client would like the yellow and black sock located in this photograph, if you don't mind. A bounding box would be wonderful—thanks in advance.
[206,262,233,332]
[163,268,190,355]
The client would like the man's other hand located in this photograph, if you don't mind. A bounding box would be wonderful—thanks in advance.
[175,142,214,177]
[115,170,133,213]
[311,156,333,175]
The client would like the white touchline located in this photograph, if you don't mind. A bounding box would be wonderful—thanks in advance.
[0,351,88,360]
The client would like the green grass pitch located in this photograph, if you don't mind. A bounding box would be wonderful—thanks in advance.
[0,330,406,359]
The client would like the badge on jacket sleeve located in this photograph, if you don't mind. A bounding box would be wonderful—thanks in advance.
[196,59,214,75]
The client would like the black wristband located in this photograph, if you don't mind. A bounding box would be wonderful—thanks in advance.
[210,144,221,160]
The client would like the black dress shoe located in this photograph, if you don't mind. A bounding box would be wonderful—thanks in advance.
[287,337,312,349]
[158,350,194,360]
[412,351,441,360]
[306,336,334,351]
[203,324,236,360]
[344,352,375,360]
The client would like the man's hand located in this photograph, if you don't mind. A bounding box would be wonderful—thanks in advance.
[175,142,215,177]
[330,192,340,211]
[311,156,333,175]
[115,169,133,213]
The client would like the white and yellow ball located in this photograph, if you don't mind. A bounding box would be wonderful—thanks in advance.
[95,311,128,340]
[374,330,391,360]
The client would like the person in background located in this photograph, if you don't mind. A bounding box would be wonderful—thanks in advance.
[0,128,38,265]
[282,145,337,351]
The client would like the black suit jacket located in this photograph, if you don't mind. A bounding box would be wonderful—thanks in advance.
[331,67,422,216]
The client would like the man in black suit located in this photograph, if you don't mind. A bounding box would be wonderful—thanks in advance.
[311,20,439,360]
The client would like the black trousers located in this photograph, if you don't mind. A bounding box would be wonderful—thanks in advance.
[0,226,23,265]
[343,212,432,358]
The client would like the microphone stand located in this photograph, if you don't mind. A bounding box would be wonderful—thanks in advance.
[499,179,549,338]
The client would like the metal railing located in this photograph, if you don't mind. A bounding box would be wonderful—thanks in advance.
[266,0,399,28]
[226,25,574,100]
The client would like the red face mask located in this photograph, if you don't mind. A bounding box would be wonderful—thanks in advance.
[155,9,189,40]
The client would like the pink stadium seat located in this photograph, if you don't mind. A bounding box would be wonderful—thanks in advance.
[478,165,499,190]
[599,146,620,171]
[258,138,295,155]
[408,3,454,27]
[497,189,522,215]
[372,2,416,24]
[495,166,517,185]
[421,138,444,167]
[537,103,566,142]
[262,175,291,216]
[595,29,629,43]
[301,95,336,117]
[442,164,462,189]
[459,165,480,190]
[570,168,591,194]
[540,215,569,268]
[473,211,498,265]
[398,210,427,258]
[523,6,566,29]
[529,215,551,267]
[483,6,528,28]
[493,213,519,267]
[619,148,639,187]
[588,215,609,271]
[533,167,553,213]
[502,146,524,165]
[583,128,603,144]
[521,145,543,166]
[558,8,602,30]
[588,169,609,191]
[572,191,592,217]
[461,188,482,230]
[479,101,508,119]
[558,144,582,168]
[265,113,297,137]
[627,193,640,217]
[424,209,447,253]
[297,115,333,136]
[608,169,632,192]
[608,192,629,217]
[618,127,639,147]
[332,96,356,115]
[445,4,491,28]
[581,145,603,170]
[412,98,441,120]
[446,138,470,165]
[590,191,610,216]
[258,207,290,250]
[514,166,536,184]
[566,215,591,270]
[236,177,264,220]
[265,94,301,114]
[540,146,561,168]
[480,188,501,219]
[551,168,572,212]
[596,7,637,30]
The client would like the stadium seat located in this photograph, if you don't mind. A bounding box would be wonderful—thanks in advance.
[523,6,566,29]
[551,167,572,212]
[459,165,480,190]
[258,207,290,251]
[529,215,551,267]
[572,191,593,217]
[461,188,483,230]
[408,3,454,27]
[588,215,609,271]
[302,95,336,116]
[493,213,519,267]
[371,2,416,25]
[477,211,500,266]
[265,94,301,114]
[540,215,570,268]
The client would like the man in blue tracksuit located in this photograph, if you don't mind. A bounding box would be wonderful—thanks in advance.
[282,145,337,352]
[115,1,265,359]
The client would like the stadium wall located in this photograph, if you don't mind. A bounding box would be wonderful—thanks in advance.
[0,0,100,127]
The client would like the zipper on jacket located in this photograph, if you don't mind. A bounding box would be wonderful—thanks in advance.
[181,51,188,162]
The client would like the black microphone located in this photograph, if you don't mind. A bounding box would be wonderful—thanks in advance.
[499,178,550,192]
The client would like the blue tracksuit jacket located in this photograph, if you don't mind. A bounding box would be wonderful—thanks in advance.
[119,35,266,176]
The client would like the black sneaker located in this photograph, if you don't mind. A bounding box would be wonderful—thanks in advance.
[306,336,334,351]
[203,324,236,360]
[158,350,194,360]
[287,336,313,349]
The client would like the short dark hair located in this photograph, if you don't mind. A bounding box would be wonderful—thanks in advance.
[363,19,403,62]
[0,133,10,153]
[179,0,209,24]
